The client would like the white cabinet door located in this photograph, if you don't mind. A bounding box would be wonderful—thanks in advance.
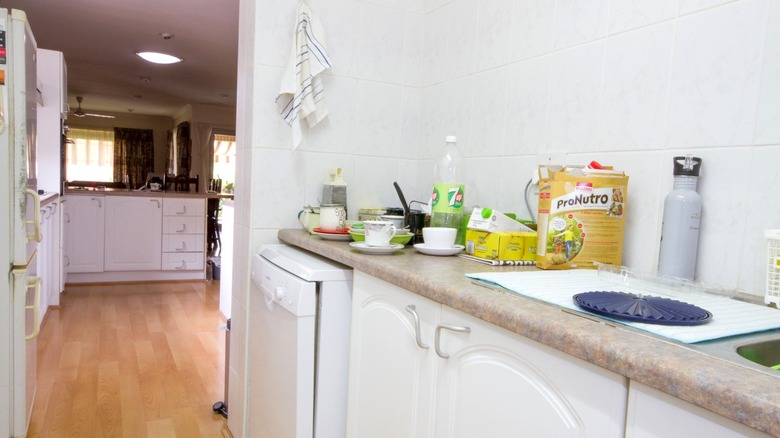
[348,272,628,438]
[434,307,628,438]
[625,381,770,438]
[104,196,162,271]
[347,272,439,438]
[63,195,105,273]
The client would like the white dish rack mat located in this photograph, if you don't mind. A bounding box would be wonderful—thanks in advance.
[466,270,780,344]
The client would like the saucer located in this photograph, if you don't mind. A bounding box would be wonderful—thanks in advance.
[413,243,465,256]
[312,229,352,241]
[349,242,404,255]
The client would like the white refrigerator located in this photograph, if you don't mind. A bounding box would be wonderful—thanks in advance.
[0,8,43,438]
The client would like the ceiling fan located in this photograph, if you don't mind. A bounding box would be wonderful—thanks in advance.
[72,96,115,119]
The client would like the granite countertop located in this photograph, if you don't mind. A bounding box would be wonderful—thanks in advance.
[279,228,780,437]
[64,188,232,199]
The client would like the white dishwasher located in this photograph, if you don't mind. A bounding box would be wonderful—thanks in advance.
[249,244,352,438]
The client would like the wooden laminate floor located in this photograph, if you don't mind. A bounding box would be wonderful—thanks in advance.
[28,281,230,437]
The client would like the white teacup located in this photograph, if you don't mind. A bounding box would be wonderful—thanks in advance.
[422,227,457,248]
[150,182,162,191]
[319,204,347,231]
[364,220,396,247]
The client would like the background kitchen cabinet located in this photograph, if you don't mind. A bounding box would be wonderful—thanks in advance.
[347,272,628,438]
[104,196,162,271]
[63,195,104,274]
[161,198,206,271]
[625,381,770,438]
[36,49,67,195]
[37,198,62,324]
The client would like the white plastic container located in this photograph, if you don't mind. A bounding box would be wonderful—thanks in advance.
[658,156,703,280]
[765,230,780,306]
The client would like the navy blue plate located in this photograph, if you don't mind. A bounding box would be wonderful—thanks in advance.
[573,291,712,326]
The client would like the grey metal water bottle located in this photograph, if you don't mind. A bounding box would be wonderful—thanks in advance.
[658,155,703,280]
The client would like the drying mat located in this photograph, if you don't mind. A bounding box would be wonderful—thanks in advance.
[466,270,780,343]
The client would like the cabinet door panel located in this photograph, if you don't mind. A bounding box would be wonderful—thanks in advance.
[104,197,162,271]
[64,196,104,273]
[163,198,206,216]
[434,307,628,438]
[347,272,439,438]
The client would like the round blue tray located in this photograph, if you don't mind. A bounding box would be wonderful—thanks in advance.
[573,291,712,326]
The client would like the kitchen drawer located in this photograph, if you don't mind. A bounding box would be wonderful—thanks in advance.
[163,216,205,234]
[163,198,206,217]
[162,252,205,271]
[163,234,205,253]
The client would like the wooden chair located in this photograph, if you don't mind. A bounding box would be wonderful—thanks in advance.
[173,174,199,192]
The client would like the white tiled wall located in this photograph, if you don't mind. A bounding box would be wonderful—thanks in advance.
[238,0,780,304]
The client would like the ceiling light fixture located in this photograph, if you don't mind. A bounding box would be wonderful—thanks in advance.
[136,51,183,64]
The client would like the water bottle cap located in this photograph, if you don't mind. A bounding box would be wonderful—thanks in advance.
[445,135,457,143]
[673,155,702,176]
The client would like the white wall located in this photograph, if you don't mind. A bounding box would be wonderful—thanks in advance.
[238,0,780,298]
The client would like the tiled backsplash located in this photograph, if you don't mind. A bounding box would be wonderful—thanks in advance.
[238,0,780,297]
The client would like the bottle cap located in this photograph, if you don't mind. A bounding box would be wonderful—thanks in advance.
[672,155,702,176]
[445,135,457,143]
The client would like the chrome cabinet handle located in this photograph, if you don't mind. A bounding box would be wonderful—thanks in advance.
[176,205,187,215]
[64,213,70,224]
[91,197,102,208]
[151,199,161,208]
[405,305,429,349]
[435,323,471,359]
[64,255,70,267]
[175,242,187,251]
[175,261,187,270]
[176,224,187,233]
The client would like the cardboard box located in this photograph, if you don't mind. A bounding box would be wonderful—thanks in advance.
[536,165,629,269]
[466,208,533,233]
[465,230,537,261]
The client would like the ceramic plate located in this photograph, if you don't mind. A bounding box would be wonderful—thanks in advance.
[413,244,465,256]
[349,242,404,255]
[313,227,350,235]
[313,230,353,241]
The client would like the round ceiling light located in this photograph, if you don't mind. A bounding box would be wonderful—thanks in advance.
[136,51,183,64]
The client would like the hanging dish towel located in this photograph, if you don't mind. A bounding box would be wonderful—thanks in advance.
[276,2,333,149]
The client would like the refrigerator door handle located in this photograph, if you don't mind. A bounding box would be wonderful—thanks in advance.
[25,276,42,341]
[25,188,42,243]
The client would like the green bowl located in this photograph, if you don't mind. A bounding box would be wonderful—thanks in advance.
[349,231,414,245]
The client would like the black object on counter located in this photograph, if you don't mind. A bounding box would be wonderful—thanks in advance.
[393,181,411,214]
[573,291,712,326]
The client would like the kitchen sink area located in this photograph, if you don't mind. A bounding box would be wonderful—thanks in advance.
[695,329,780,375]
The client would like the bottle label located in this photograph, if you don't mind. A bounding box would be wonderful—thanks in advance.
[432,183,464,214]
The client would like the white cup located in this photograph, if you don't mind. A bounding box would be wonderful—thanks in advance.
[364,220,396,246]
[379,214,404,229]
[150,182,162,191]
[319,204,347,231]
[422,227,457,248]
[298,208,320,234]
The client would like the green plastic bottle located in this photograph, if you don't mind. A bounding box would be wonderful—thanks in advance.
[430,135,466,245]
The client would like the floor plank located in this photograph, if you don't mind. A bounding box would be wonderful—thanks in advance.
[28,280,228,437]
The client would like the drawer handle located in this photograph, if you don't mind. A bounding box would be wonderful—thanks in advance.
[91,197,102,208]
[175,242,187,251]
[405,305,429,350]
[175,261,187,270]
[176,224,187,233]
[435,323,471,359]
[151,199,160,208]
[176,206,187,215]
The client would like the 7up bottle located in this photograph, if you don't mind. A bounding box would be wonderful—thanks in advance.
[430,135,466,245]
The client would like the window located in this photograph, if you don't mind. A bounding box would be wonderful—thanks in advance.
[66,128,114,182]
[212,133,236,190]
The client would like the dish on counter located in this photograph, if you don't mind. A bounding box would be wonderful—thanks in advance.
[312,229,353,241]
[349,242,404,255]
[413,243,465,256]
[313,227,350,235]
[349,230,414,245]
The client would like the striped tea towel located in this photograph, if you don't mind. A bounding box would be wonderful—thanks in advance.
[276,2,333,149]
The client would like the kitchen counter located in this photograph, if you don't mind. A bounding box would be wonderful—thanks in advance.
[64,187,233,199]
[278,228,780,437]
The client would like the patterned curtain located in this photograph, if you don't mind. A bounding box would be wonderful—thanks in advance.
[176,122,192,176]
[165,130,175,175]
[113,127,154,189]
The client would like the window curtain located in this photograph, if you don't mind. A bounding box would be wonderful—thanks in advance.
[113,127,154,189]
[65,127,114,182]
[165,130,175,175]
[176,122,192,177]
[191,121,213,193]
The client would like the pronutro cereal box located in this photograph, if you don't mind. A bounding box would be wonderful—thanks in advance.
[536,165,628,270]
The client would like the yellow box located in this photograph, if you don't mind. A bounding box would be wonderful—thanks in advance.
[465,230,537,261]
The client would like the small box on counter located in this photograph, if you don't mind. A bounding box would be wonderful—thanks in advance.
[465,229,537,261]
[467,208,534,233]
